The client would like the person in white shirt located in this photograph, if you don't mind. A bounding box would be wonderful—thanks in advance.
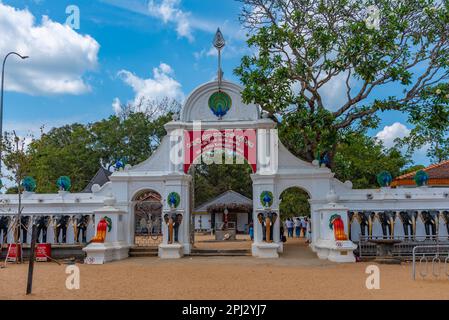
[301,218,308,238]
[294,218,301,238]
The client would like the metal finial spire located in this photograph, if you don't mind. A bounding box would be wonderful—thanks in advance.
[213,28,225,90]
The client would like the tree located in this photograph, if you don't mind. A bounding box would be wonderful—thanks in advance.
[235,0,449,166]
[332,130,410,188]
[398,84,449,163]
[27,124,99,193]
[193,160,253,206]
[90,112,172,170]
[1,131,33,263]
[279,187,310,219]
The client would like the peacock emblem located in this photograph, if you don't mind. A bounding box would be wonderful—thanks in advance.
[21,176,37,192]
[56,176,71,191]
[414,170,429,187]
[260,191,274,208]
[208,91,232,119]
[376,171,393,187]
[167,192,180,209]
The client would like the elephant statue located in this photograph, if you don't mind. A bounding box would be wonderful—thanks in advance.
[54,215,71,243]
[420,210,438,239]
[356,211,375,238]
[376,211,395,238]
[257,211,277,243]
[398,211,418,239]
[35,216,50,243]
[164,212,183,244]
[0,216,10,244]
[19,216,31,243]
[73,214,90,243]
[440,211,449,239]
[348,212,355,240]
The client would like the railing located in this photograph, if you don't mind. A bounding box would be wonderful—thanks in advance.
[412,245,449,280]
[357,234,449,259]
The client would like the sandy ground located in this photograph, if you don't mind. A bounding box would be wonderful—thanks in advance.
[1,238,449,300]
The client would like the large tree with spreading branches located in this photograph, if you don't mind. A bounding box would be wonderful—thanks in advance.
[235,0,449,166]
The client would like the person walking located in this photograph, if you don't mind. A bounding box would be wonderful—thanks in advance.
[294,218,301,238]
[249,221,254,241]
[301,218,308,238]
[306,218,312,243]
[286,218,294,238]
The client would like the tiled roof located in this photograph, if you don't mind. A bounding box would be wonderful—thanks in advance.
[194,190,252,212]
[82,167,112,193]
[392,160,449,186]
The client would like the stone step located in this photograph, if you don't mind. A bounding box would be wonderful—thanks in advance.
[129,246,158,258]
[189,249,251,257]
[189,252,252,257]
[129,251,158,257]
[130,246,158,252]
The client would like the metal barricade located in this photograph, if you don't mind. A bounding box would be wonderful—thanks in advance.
[412,245,449,280]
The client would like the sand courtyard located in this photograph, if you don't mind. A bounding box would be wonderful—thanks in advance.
[1,238,449,300]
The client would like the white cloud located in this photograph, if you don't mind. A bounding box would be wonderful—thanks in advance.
[0,3,100,95]
[114,62,184,115]
[147,0,193,41]
[375,122,411,148]
[112,97,122,115]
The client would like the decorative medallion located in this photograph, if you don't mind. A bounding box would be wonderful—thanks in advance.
[260,191,274,208]
[329,214,348,241]
[21,176,37,192]
[376,171,393,187]
[414,170,429,187]
[208,91,232,118]
[167,192,181,209]
[56,176,71,191]
[114,157,127,171]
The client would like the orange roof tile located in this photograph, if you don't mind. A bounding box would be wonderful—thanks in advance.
[392,160,449,186]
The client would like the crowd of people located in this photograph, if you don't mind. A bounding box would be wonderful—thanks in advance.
[248,216,311,243]
[283,217,311,242]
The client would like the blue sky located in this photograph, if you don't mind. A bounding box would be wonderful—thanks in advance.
[0,0,429,165]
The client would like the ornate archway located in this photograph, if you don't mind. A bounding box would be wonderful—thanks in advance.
[133,190,163,247]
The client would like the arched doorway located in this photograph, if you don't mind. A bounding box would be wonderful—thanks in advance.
[133,189,163,247]
[279,187,311,253]
[188,155,254,252]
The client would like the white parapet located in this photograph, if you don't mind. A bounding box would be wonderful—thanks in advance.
[83,242,130,265]
[313,191,358,263]
[252,242,280,258]
[314,239,357,263]
[159,243,184,259]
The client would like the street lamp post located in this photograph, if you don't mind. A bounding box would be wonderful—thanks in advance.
[0,52,29,177]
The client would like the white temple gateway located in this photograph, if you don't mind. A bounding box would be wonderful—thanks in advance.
[1,30,448,264]
[0,75,448,264]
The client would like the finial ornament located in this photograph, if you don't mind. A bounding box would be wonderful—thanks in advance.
[213,28,225,90]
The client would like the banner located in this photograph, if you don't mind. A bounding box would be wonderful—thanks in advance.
[183,129,257,173]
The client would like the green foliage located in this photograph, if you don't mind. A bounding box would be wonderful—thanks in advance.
[399,84,449,163]
[27,124,99,193]
[1,131,32,192]
[90,112,171,169]
[236,0,449,165]
[400,164,425,175]
[26,111,172,193]
[193,161,253,207]
[332,131,410,188]
[279,187,310,219]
